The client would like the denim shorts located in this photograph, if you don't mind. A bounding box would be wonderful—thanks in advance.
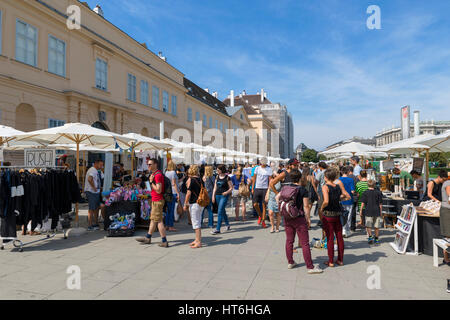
[86,191,101,211]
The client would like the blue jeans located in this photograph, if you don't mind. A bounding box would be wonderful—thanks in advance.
[202,203,214,228]
[164,194,177,227]
[215,194,230,232]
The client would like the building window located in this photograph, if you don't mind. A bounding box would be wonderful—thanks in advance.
[209,117,212,128]
[49,119,65,128]
[162,91,169,113]
[152,86,159,109]
[95,58,108,91]
[127,74,136,102]
[140,80,149,106]
[187,108,192,122]
[195,111,200,122]
[0,11,3,55]
[203,114,207,127]
[220,122,223,132]
[215,120,218,129]
[48,35,66,77]
[171,95,177,116]
[16,19,38,67]
[240,114,243,120]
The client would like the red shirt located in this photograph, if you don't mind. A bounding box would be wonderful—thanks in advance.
[151,170,164,202]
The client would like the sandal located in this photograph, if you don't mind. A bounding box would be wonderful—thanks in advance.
[190,243,202,249]
[324,261,335,267]
[335,260,344,266]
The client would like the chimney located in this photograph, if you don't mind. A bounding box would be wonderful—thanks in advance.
[242,90,247,96]
[230,90,234,107]
[93,5,104,17]
[414,111,420,136]
[261,88,264,103]
[212,92,218,98]
[204,88,209,93]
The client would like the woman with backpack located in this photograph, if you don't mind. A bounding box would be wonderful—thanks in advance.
[202,166,215,229]
[275,169,323,274]
[320,168,351,267]
[230,167,249,222]
[183,165,206,248]
[211,165,233,235]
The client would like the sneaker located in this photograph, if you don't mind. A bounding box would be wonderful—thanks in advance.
[158,241,169,248]
[288,263,297,269]
[374,238,380,245]
[226,226,231,232]
[210,230,221,235]
[261,221,267,229]
[257,217,262,225]
[87,226,94,231]
[307,266,324,274]
[368,236,374,245]
[92,225,100,231]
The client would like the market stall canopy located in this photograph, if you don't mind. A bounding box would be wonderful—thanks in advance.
[0,125,49,148]
[377,134,435,154]
[3,143,120,153]
[319,142,377,156]
[414,130,450,152]
[122,133,173,151]
[14,123,133,149]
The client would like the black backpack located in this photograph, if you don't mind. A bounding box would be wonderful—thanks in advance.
[162,173,174,203]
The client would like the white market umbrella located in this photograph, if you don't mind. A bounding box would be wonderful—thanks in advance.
[15,123,134,225]
[415,130,450,152]
[123,133,173,179]
[320,142,377,156]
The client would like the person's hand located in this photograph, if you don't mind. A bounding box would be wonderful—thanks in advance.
[183,204,189,212]
[212,197,216,204]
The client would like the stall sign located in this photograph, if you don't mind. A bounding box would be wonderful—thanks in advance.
[24,149,55,167]
[390,204,418,255]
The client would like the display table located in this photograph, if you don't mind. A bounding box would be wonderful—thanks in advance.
[382,198,421,228]
[416,212,443,257]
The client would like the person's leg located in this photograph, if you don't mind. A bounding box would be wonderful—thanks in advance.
[269,210,275,232]
[335,218,345,263]
[261,201,267,228]
[374,227,379,238]
[350,203,357,231]
[88,210,94,227]
[344,205,353,235]
[324,217,335,264]
[215,195,225,232]
[241,200,247,221]
[284,219,295,265]
[296,217,315,269]
[206,203,214,228]
[234,197,240,220]
[366,227,372,237]
[223,195,230,226]
[276,213,281,231]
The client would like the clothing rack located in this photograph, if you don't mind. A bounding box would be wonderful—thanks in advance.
[0,165,70,252]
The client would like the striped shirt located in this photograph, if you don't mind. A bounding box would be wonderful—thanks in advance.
[355,180,369,210]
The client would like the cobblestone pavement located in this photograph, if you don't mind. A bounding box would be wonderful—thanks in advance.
[0,203,449,300]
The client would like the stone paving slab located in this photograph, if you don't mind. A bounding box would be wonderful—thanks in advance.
[0,203,449,300]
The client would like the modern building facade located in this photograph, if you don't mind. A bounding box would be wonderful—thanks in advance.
[223,89,293,158]
[0,0,259,165]
[375,121,450,147]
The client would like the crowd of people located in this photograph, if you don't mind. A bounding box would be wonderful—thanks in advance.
[84,155,450,272]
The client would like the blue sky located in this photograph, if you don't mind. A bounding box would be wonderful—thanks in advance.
[84,0,450,150]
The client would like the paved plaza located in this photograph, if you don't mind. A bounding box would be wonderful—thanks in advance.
[0,203,449,300]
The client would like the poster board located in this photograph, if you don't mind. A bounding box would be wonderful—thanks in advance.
[24,149,55,167]
[382,159,394,171]
[390,204,418,255]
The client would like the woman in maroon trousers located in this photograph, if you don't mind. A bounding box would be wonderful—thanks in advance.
[321,168,351,267]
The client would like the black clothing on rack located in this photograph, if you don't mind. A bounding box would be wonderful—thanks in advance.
[1,168,81,239]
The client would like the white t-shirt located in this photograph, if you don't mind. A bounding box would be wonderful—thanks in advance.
[85,167,100,193]
[254,166,272,189]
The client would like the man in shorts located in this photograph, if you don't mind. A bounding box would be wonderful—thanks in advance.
[136,158,168,247]
[251,157,272,228]
[84,160,103,231]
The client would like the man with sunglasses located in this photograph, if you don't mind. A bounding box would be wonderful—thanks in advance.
[136,158,169,247]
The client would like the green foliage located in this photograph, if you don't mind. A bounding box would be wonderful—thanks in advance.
[301,149,319,162]
[429,152,450,167]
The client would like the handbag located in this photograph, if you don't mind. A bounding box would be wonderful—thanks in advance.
[238,176,250,197]
[192,178,210,208]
